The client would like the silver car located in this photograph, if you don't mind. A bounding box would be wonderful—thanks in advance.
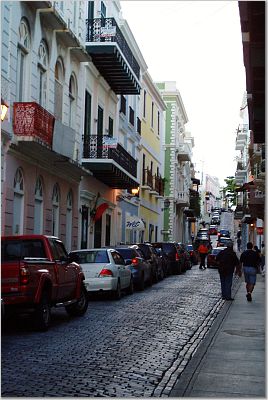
[69,249,133,299]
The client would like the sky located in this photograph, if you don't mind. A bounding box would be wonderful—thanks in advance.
[120,1,246,186]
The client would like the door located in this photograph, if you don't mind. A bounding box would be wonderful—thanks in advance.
[97,105,103,158]
[94,218,102,248]
[81,205,89,249]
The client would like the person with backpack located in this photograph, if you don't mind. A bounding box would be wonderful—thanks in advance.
[240,242,261,302]
[198,242,209,270]
[216,242,241,300]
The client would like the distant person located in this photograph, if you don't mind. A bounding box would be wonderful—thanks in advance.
[260,243,265,276]
[237,237,241,252]
[216,242,241,300]
[191,233,195,243]
[240,242,261,302]
[254,245,262,272]
[198,243,209,270]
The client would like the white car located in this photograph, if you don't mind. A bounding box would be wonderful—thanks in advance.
[69,248,133,299]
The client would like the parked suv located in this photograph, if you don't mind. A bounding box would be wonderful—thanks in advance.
[151,242,181,275]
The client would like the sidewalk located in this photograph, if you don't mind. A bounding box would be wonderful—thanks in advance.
[170,274,266,398]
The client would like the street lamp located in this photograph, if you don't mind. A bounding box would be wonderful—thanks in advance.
[1,99,9,121]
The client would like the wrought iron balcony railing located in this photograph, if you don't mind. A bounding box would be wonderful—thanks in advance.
[85,17,140,80]
[13,102,55,147]
[83,135,137,178]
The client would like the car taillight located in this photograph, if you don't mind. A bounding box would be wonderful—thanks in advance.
[132,258,139,265]
[190,251,193,256]
[20,265,30,285]
[99,268,113,277]
[176,253,180,261]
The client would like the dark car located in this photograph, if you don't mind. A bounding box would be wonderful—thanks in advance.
[217,237,233,248]
[154,247,169,277]
[208,225,218,236]
[151,242,181,274]
[115,246,153,290]
[186,244,199,265]
[133,243,163,282]
[218,229,230,238]
[207,247,227,268]
[175,242,192,271]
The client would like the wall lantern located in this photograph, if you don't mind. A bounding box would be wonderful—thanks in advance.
[131,187,139,196]
[163,199,170,209]
[1,99,9,121]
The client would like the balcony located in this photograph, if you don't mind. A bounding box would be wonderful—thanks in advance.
[154,176,165,198]
[82,135,138,189]
[85,18,140,95]
[247,190,265,205]
[12,102,90,181]
[176,191,189,206]
[177,143,191,162]
[141,169,153,190]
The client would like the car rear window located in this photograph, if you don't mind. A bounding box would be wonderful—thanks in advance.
[212,248,223,255]
[1,239,46,262]
[70,250,109,264]
[115,248,136,259]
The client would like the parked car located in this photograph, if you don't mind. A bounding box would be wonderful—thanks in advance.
[186,244,199,265]
[1,235,89,331]
[211,216,220,225]
[133,243,164,282]
[69,248,133,300]
[207,247,227,268]
[115,245,153,290]
[154,247,169,277]
[218,229,230,238]
[151,242,181,274]
[217,237,233,248]
[175,242,192,271]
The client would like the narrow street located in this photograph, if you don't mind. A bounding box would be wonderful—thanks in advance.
[2,263,239,398]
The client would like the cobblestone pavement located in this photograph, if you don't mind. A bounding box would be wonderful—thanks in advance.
[2,264,240,397]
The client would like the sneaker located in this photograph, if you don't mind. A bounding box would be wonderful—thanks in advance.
[246,293,252,302]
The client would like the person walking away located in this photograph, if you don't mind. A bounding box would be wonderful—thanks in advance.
[240,242,261,302]
[198,243,208,270]
[254,245,262,273]
[260,243,265,276]
[216,243,241,300]
[237,237,241,252]
[191,233,195,243]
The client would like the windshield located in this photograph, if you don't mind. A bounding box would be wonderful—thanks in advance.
[70,250,109,263]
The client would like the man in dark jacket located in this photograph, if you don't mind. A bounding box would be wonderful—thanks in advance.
[216,243,241,300]
[240,242,261,302]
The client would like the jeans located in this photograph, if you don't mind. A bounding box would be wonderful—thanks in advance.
[199,253,207,268]
[219,273,233,299]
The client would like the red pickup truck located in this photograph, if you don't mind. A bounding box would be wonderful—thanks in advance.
[1,235,88,331]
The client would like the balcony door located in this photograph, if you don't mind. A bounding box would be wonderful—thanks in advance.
[83,91,92,157]
[94,218,102,248]
[97,105,104,158]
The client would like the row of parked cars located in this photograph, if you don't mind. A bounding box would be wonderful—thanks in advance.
[69,242,195,300]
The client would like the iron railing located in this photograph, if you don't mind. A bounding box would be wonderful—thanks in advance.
[83,135,137,178]
[85,17,140,79]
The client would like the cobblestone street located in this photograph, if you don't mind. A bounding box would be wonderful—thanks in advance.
[2,265,239,397]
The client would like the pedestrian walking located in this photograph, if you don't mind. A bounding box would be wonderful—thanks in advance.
[254,245,262,273]
[240,242,261,302]
[191,232,195,243]
[215,242,241,300]
[198,243,209,270]
[260,242,265,276]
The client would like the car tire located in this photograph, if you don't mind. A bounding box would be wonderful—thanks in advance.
[127,277,134,295]
[138,274,145,291]
[65,284,89,317]
[147,271,153,287]
[34,291,51,332]
[114,280,121,300]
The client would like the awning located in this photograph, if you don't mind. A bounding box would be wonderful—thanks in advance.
[125,216,145,230]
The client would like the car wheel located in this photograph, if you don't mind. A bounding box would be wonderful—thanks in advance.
[138,274,145,291]
[127,277,134,295]
[65,284,89,317]
[114,280,121,300]
[147,271,153,287]
[34,291,51,331]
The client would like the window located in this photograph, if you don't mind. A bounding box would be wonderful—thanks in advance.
[108,117,113,137]
[52,184,60,237]
[142,154,146,185]
[97,105,103,135]
[84,91,92,137]
[129,106,134,126]
[101,1,106,18]
[17,19,30,101]
[38,40,48,108]
[88,1,94,20]
[34,176,43,234]
[13,168,24,235]
[143,90,146,118]
[54,58,64,120]
[69,74,77,128]
[151,102,154,128]
[157,111,160,135]
[137,117,141,135]
[120,95,126,115]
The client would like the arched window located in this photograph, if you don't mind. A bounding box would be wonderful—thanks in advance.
[52,183,60,237]
[54,57,64,120]
[34,176,44,234]
[13,168,24,234]
[17,18,31,101]
[38,40,48,107]
[66,190,73,251]
[69,74,77,128]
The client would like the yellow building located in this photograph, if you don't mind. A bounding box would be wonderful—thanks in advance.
[139,72,166,242]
